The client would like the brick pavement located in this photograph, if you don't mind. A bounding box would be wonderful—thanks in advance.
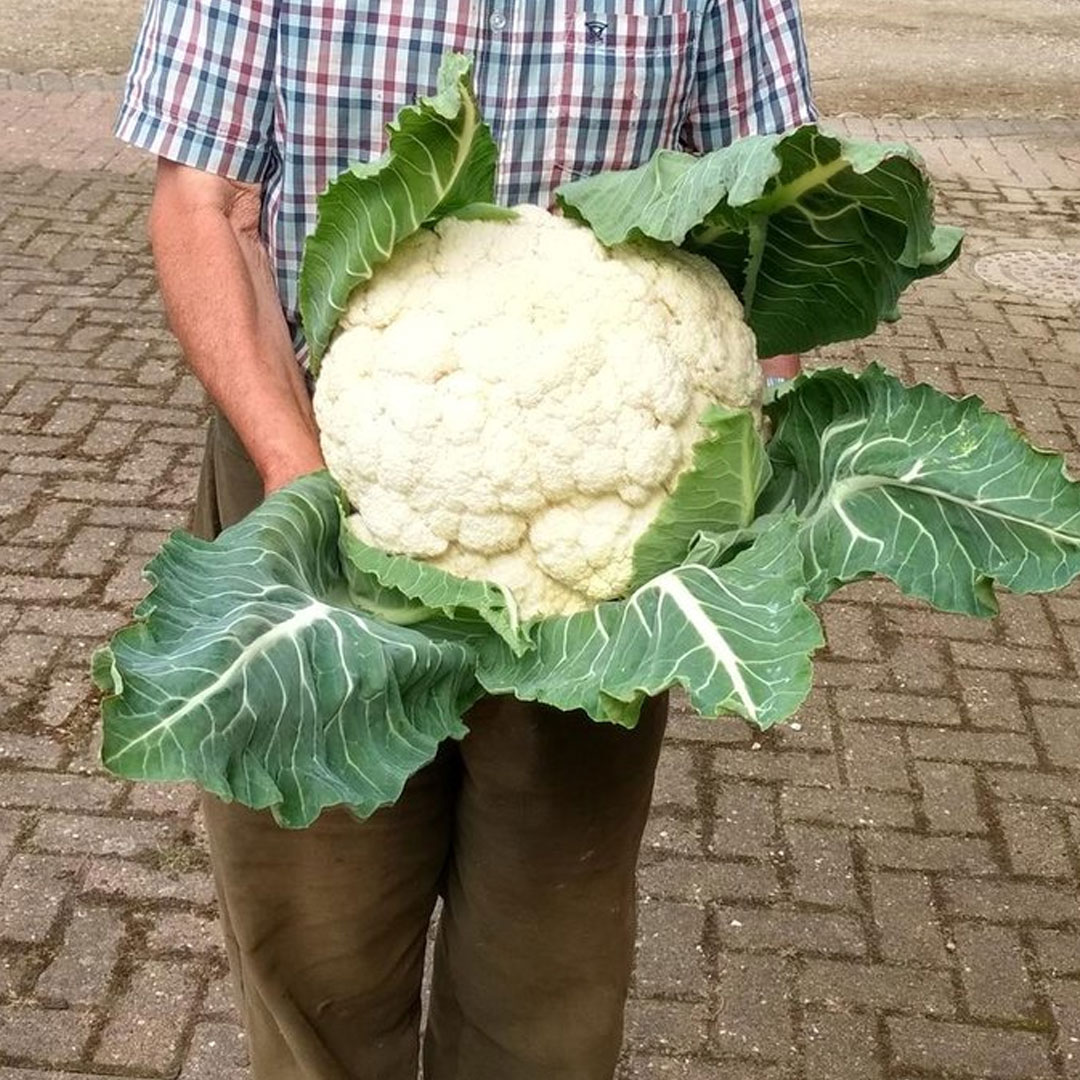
[1,79,1079,1080]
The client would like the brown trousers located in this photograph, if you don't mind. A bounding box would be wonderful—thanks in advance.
[193,414,668,1080]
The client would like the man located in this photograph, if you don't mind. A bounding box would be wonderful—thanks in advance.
[116,4,814,1077]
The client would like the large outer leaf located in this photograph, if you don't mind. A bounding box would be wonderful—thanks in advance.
[761,366,1080,612]
[93,473,479,828]
[338,514,532,654]
[629,406,770,589]
[475,513,823,730]
[556,126,963,358]
[299,53,498,367]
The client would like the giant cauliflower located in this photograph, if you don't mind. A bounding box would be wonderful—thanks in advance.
[314,205,761,618]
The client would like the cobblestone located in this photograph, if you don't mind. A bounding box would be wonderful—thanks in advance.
[35,904,126,1007]
[93,959,201,1074]
[2,80,1080,1080]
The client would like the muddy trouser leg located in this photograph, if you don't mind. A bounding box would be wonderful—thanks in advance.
[194,413,667,1080]
[194,413,457,1079]
[422,693,667,1080]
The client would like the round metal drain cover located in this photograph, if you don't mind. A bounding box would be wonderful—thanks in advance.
[973,250,1080,303]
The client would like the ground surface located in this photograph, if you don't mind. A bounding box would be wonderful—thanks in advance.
[802,0,1080,118]
[2,0,1079,116]
[1,7,1080,1080]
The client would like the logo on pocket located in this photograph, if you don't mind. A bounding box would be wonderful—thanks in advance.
[585,20,608,43]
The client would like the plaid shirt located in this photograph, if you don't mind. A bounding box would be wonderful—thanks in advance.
[117,0,815,349]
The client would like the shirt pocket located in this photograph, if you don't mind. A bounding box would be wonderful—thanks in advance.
[553,6,699,182]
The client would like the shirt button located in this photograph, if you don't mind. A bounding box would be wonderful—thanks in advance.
[489,10,507,30]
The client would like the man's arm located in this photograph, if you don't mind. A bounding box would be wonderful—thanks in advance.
[149,159,324,493]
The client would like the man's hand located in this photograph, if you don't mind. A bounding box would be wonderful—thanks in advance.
[148,160,324,493]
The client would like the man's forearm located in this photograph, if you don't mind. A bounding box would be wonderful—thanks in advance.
[149,161,324,492]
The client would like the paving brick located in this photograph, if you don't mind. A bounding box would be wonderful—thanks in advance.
[834,689,962,726]
[650,747,697,810]
[914,761,985,833]
[14,606,125,638]
[841,723,910,790]
[0,809,25,864]
[814,659,890,690]
[863,830,998,875]
[635,902,708,998]
[1,379,64,416]
[0,633,61,682]
[780,787,916,829]
[887,1016,1054,1079]
[0,574,91,602]
[1025,674,1080,707]
[770,698,838,749]
[638,858,780,904]
[799,957,955,1015]
[54,478,152,505]
[889,638,950,691]
[821,603,881,660]
[123,781,202,818]
[944,879,1080,925]
[37,674,96,729]
[35,904,125,1007]
[79,418,140,456]
[102,553,153,604]
[1050,979,1080,1079]
[0,772,116,812]
[619,1058,774,1080]
[885,606,995,642]
[1033,929,1080,978]
[82,857,216,906]
[642,813,702,858]
[0,854,77,943]
[998,803,1073,878]
[708,781,775,859]
[0,475,39,518]
[712,748,840,787]
[0,731,64,770]
[94,960,201,1074]
[1032,705,1080,768]
[58,525,123,576]
[713,953,794,1061]
[954,923,1036,1020]
[989,770,1080,807]
[951,640,1063,674]
[0,545,50,572]
[803,1010,884,1080]
[201,970,237,1016]
[625,999,709,1056]
[31,813,172,858]
[146,911,223,955]
[907,728,1038,766]
[997,594,1057,648]
[116,442,177,486]
[1049,597,1080,625]
[870,872,950,966]
[0,1006,95,1065]
[6,501,87,547]
[715,905,865,957]
[783,823,858,907]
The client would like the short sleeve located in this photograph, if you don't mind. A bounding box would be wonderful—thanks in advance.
[115,0,278,182]
[681,0,816,153]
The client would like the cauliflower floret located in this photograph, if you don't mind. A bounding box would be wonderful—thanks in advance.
[314,205,761,618]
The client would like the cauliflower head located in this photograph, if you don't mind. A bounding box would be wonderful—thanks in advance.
[313,205,761,618]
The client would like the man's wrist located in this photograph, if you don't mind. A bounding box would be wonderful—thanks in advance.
[259,447,326,493]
